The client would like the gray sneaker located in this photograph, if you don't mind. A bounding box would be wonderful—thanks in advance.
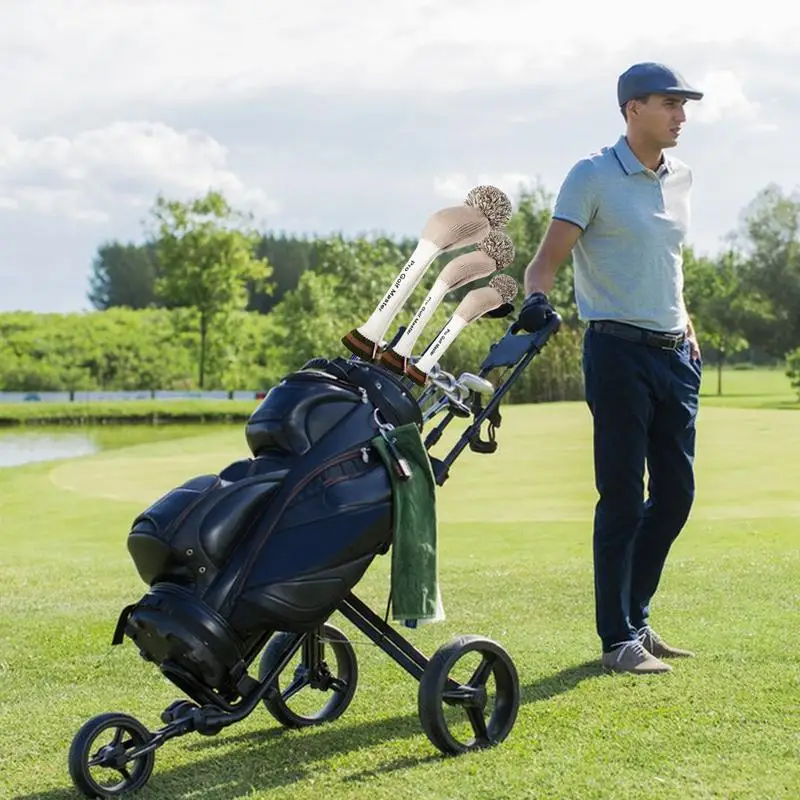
[637,626,695,659]
[601,639,672,674]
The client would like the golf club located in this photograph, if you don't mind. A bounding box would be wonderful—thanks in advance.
[341,186,512,360]
[420,369,470,420]
[404,274,518,386]
[420,366,496,423]
[378,229,515,375]
[457,372,495,395]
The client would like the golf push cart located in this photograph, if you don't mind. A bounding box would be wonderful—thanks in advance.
[66,186,563,798]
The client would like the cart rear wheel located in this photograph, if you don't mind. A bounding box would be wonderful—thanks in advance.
[68,712,155,798]
[258,623,358,728]
[418,634,520,754]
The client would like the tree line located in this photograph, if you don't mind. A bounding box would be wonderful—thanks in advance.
[3,183,800,402]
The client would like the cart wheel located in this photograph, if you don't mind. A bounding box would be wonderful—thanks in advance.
[418,634,520,755]
[68,712,155,798]
[258,623,358,728]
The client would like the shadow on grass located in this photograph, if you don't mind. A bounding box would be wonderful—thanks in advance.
[16,660,604,800]
[520,659,605,704]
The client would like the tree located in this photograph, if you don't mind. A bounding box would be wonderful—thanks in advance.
[87,241,160,310]
[505,182,578,324]
[786,348,800,401]
[247,233,320,313]
[0,309,199,392]
[149,190,273,388]
[683,248,764,395]
[728,184,800,358]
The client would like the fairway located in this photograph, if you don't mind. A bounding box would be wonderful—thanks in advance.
[1,383,799,798]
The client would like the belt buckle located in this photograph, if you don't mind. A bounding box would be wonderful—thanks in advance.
[662,334,682,351]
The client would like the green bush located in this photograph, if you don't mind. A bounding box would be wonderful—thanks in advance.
[786,348,800,399]
[0,308,280,394]
[0,303,585,405]
[266,244,586,405]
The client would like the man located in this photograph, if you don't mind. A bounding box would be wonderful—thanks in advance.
[520,62,705,674]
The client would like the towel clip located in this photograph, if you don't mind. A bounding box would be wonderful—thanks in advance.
[373,409,412,480]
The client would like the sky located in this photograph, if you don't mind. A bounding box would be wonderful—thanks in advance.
[1,0,799,313]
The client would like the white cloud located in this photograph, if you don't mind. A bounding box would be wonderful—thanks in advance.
[0,122,277,223]
[433,172,537,206]
[1,1,798,125]
[690,70,763,125]
[0,1,798,315]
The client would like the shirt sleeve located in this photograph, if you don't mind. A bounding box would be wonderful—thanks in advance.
[552,158,598,232]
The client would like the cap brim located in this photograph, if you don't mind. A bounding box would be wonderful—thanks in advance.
[661,87,704,100]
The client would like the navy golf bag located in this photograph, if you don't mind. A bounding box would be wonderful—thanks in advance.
[113,357,422,705]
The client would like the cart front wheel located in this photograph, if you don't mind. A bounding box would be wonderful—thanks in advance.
[68,712,155,798]
[418,634,520,755]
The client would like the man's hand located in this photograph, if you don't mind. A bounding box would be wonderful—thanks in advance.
[686,318,701,361]
[687,331,701,361]
[515,291,555,333]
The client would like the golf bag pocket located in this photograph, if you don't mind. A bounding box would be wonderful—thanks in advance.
[128,473,282,587]
[246,371,366,457]
[117,582,248,700]
[245,359,422,459]
[227,449,394,635]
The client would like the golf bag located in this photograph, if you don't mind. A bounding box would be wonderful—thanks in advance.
[113,357,422,705]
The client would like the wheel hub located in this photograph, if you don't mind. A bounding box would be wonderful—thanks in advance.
[309,662,333,690]
[442,684,487,709]
[95,741,128,770]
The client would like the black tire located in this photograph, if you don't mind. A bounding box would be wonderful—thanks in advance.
[258,623,358,728]
[418,634,520,755]
[68,712,155,798]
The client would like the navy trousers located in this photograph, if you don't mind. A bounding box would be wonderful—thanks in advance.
[582,324,702,651]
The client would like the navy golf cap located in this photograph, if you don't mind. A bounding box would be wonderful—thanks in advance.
[617,62,703,107]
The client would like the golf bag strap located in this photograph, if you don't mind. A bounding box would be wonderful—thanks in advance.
[111,603,137,646]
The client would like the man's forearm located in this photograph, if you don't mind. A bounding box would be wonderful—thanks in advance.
[523,255,559,296]
[522,219,582,296]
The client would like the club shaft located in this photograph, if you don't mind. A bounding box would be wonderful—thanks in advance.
[415,315,468,374]
[356,239,440,344]
[392,278,449,358]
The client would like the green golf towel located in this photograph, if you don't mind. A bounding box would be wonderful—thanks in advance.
[371,423,444,625]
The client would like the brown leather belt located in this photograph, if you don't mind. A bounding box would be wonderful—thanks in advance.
[589,320,686,350]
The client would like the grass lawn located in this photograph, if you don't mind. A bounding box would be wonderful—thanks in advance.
[0,367,798,799]
[699,363,798,408]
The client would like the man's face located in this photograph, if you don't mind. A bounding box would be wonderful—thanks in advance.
[630,94,688,148]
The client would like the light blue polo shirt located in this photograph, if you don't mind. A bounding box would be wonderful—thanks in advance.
[552,135,693,333]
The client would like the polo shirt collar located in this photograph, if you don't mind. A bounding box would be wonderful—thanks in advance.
[612,135,672,176]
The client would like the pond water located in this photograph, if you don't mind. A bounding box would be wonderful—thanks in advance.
[0,431,100,467]
[0,424,228,469]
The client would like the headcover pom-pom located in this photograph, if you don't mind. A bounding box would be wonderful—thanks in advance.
[464,185,513,228]
[481,273,519,318]
[476,229,516,268]
[488,273,519,304]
